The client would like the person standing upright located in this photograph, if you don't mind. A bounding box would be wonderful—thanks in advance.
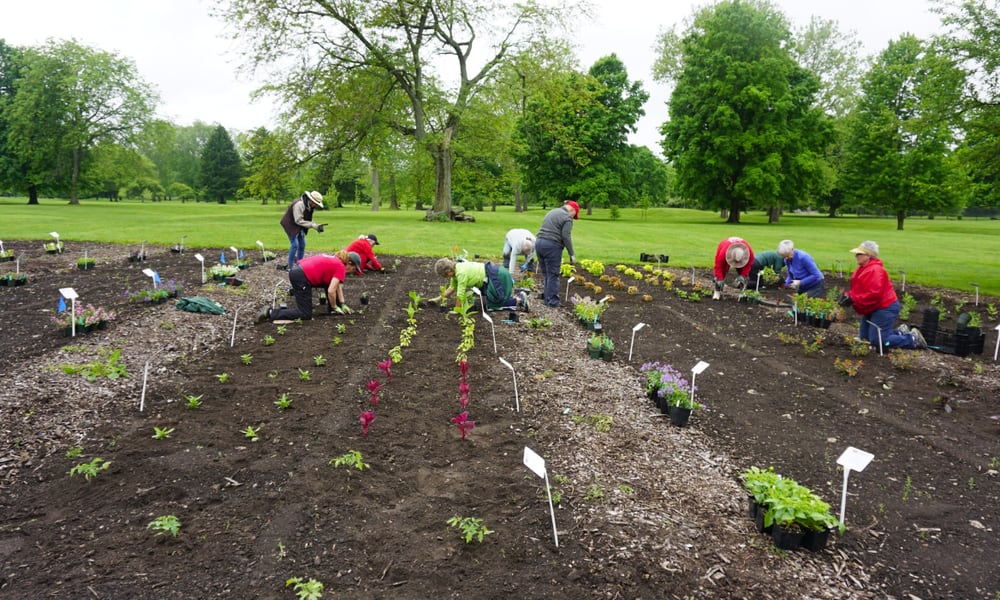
[279,191,326,271]
[534,200,579,307]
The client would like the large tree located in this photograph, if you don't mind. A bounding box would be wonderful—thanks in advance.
[219,0,574,219]
[842,35,966,229]
[655,0,830,223]
[200,125,244,203]
[5,39,156,204]
[240,127,294,205]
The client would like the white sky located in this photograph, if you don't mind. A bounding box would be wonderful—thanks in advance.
[2,0,943,150]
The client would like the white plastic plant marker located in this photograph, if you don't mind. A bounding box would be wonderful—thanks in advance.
[194,253,205,283]
[755,271,762,292]
[60,287,79,337]
[793,298,798,326]
[970,282,980,306]
[628,322,647,362]
[994,324,1000,362]
[139,361,150,412]
[50,231,59,242]
[498,357,520,412]
[471,287,485,316]
[834,260,843,278]
[598,295,610,304]
[0,240,4,253]
[142,268,157,288]
[866,320,884,356]
[256,240,265,259]
[523,446,558,547]
[899,270,906,293]
[230,307,241,347]
[689,360,709,406]
[836,446,874,526]
[565,277,575,302]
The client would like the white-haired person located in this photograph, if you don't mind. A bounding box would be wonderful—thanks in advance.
[777,239,825,298]
[501,228,536,277]
[711,237,754,300]
[279,190,327,271]
[838,240,926,350]
[432,258,529,312]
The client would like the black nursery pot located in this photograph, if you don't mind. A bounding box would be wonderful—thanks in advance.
[771,523,805,550]
[668,405,691,427]
[360,293,370,306]
[801,528,831,552]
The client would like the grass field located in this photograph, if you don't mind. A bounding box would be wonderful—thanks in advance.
[2,197,998,296]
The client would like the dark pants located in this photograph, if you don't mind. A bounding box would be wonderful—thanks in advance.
[859,300,914,349]
[271,265,314,320]
[535,237,563,307]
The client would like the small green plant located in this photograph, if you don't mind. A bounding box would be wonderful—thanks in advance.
[331,336,342,346]
[216,372,230,383]
[526,316,552,329]
[267,370,279,379]
[887,349,915,371]
[330,450,369,471]
[184,394,203,409]
[59,348,128,382]
[968,477,976,491]
[276,324,288,335]
[242,425,261,442]
[285,577,324,600]
[152,426,175,440]
[902,475,912,501]
[846,336,872,357]
[313,355,326,367]
[930,293,948,321]
[775,331,800,345]
[898,292,917,321]
[69,457,111,481]
[336,323,347,334]
[585,482,605,502]
[274,392,292,410]
[967,311,982,328]
[571,413,613,433]
[298,368,311,381]
[263,335,276,346]
[65,446,83,459]
[833,357,862,377]
[988,456,998,470]
[985,302,998,321]
[801,333,824,355]
[617,484,635,495]
[240,353,253,365]
[447,516,494,544]
[147,515,181,537]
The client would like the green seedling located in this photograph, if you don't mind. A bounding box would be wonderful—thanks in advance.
[968,477,976,491]
[69,457,111,481]
[313,355,326,367]
[330,450,369,471]
[336,323,346,334]
[276,324,287,335]
[65,446,83,459]
[447,516,493,544]
[298,368,311,382]
[331,336,342,346]
[59,347,128,382]
[184,394,203,409]
[274,393,292,410]
[216,372,230,383]
[147,515,181,537]
[152,426,175,440]
[240,353,253,365]
[285,577,324,600]
[585,483,605,502]
[267,370,279,379]
[263,335,275,346]
[903,475,912,501]
[243,425,261,442]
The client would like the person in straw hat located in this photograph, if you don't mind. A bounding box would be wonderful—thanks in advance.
[712,236,755,300]
[837,240,926,349]
[279,190,327,271]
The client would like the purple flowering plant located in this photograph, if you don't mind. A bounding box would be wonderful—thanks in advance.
[639,361,700,409]
[51,304,116,329]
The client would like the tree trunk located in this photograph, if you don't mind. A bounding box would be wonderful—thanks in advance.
[371,163,381,211]
[27,184,39,205]
[896,210,905,230]
[768,205,780,223]
[389,172,399,210]
[431,127,453,217]
[514,181,523,212]
[726,198,741,223]
[68,146,82,205]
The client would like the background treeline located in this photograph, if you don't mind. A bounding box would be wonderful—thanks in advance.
[1,1,998,228]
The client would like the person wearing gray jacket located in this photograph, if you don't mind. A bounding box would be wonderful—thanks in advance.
[534,200,579,307]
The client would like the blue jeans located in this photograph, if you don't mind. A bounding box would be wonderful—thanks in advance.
[534,238,563,307]
[859,301,914,349]
[287,231,306,269]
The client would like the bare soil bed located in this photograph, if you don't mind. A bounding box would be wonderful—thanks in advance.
[1,240,998,599]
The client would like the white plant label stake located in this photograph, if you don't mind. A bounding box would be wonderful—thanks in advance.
[690,360,709,407]
[139,361,150,412]
[59,287,79,337]
[142,268,158,289]
[564,277,575,303]
[629,322,647,362]
[230,307,241,347]
[899,270,906,293]
[970,282,980,306]
[256,240,265,260]
[836,446,874,526]
[993,324,1000,362]
[866,320,884,356]
[523,446,558,547]
[194,253,205,284]
[498,357,520,412]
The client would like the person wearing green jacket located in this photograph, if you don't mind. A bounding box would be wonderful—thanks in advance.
[432,258,529,311]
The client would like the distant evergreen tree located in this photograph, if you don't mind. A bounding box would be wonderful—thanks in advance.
[200,125,243,203]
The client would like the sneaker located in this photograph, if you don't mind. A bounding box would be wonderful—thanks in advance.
[897,324,910,334]
[518,291,530,312]
[911,327,927,349]
[255,306,271,324]
[712,291,721,301]
[276,264,289,271]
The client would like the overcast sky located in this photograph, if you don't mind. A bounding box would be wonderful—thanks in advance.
[2,0,943,150]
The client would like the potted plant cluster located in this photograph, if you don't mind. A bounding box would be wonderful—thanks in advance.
[209,263,241,283]
[51,304,116,335]
[0,248,14,262]
[571,293,608,330]
[737,289,763,305]
[127,280,182,304]
[76,257,96,271]
[793,294,843,329]
[44,241,64,254]
[0,272,27,287]
[639,361,700,427]
[586,333,614,360]
[741,466,843,552]
[128,249,147,263]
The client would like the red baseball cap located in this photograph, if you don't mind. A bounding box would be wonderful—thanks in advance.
[565,200,580,219]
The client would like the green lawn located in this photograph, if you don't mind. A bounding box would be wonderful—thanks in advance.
[2,198,998,296]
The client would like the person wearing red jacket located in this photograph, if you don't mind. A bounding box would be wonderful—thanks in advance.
[712,237,754,300]
[838,240,926,349]
[344,234,383,274]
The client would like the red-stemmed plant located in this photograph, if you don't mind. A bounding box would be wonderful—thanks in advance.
[378,359,392,382]
[451,412,475,440]
[367,379,384,408]
[360,410,376,438]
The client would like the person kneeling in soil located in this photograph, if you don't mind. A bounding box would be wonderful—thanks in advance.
[259,251,359,322]
[431,258,529,312]
[838,240,926,350]
[712,237,754,300]
[344,234,383,274]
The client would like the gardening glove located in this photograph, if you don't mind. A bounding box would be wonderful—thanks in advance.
[316,224,325,233]
[570,255,576,264]
[790,280,801,290]
[734,275,747,290]
[837,293,852,307]
[713,278,724,292]
[340,304,354,314]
